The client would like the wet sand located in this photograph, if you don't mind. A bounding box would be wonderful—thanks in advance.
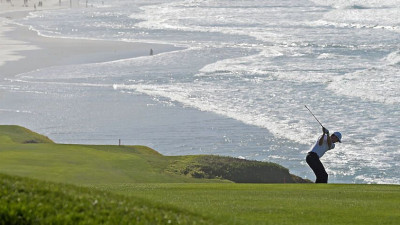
[0,2,180,78]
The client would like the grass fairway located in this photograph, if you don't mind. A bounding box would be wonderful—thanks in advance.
[99,183,400,225]
[0,126,220,184]
[0,125,304,185]
[1,125,399,224]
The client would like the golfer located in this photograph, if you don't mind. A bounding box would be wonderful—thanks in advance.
[306,127,342,183]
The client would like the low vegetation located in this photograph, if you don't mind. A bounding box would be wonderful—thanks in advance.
[168,155,310,183]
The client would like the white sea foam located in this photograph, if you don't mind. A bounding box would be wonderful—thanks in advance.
[113,81,324,146]
[327,55,400,104]
[0,108,32,114]
[310,0,398,8]
[310,0,400,32]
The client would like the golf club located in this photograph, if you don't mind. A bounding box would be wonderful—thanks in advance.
[304,105,324,128]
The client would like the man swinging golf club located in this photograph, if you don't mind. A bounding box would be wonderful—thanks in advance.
[305,105,342,183]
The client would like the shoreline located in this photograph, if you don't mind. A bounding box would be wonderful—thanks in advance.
[0,3,319,185]
[0,4,182,78]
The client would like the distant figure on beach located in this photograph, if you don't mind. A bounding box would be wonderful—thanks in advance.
[150,48,153,56]
[306,127,342,183]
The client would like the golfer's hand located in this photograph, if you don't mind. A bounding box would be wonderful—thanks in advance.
[322,127,329,134]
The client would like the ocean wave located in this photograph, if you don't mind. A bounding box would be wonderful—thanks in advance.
[0,108,32,114]
[328,67,400,104]
[309,0,398,9]
[113,82,325,146]
[384,51,400,66]
[327,50,400,105]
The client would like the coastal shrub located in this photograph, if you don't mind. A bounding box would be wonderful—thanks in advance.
[173,155,310,183]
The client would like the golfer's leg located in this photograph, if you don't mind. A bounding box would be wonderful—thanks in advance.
[313,159,328,183]
[306,153,328,183]
[306,154,319,182]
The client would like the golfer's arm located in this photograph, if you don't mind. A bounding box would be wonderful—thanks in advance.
[318,134,325,146]
[327,133,332,149]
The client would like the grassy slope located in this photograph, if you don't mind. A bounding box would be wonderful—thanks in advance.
[0,125,54,144]
[0,174,219,225]
[0,125,399,225]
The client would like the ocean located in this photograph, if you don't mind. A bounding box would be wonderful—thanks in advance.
[2,0,399,184]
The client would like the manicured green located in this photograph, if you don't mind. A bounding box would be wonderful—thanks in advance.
[100,183,400,225]
[0,125,399,225]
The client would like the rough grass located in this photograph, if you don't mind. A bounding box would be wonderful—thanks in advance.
[0,174,219,225]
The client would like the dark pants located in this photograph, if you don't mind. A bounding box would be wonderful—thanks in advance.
[306,152,328,183]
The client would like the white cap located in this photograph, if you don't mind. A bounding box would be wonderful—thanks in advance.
[333,132,342,143]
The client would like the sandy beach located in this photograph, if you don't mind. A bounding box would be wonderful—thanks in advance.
[0,0,180,78]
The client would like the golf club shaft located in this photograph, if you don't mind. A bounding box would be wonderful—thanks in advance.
[305,105,324,128]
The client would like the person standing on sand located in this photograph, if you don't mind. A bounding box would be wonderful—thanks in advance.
[306,127,342,183]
